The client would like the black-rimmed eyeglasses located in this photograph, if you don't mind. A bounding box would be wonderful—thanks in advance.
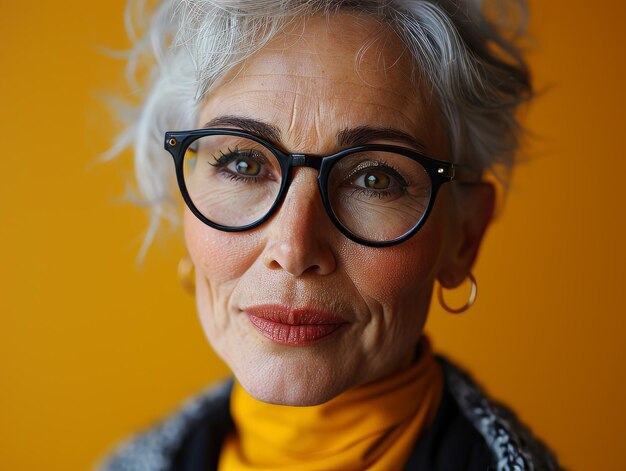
[164,128,478,247]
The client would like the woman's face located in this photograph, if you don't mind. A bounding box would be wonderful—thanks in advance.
[184,13,486,405]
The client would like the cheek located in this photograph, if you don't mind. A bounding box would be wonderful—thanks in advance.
[183,209,264,361]
[345,228,444,305]
[344,188,454,305]
[183,209,261,284]
[340,223,446,380]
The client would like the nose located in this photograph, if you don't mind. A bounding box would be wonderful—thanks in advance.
[262,168,337,276]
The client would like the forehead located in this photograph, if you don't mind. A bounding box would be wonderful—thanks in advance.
[199,12,446,156]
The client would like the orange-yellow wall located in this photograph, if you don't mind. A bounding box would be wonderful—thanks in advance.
[1,1,624,469]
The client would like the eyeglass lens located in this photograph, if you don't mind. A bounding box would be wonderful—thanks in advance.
[182,134,432,243]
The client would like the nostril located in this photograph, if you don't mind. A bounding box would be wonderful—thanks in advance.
[308,264,321,274]
[266,259,282,270]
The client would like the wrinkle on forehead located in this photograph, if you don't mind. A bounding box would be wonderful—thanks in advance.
[200,12,447,156]
[285,86,328,150]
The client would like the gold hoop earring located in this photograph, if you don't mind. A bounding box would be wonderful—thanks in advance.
[437,273,477,314]
[178,256,195,295]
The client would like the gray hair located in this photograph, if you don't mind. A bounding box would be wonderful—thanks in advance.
[110,0,532,257]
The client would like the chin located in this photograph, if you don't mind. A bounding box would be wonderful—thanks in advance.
[241,379,345,407]
[231,353,352,406]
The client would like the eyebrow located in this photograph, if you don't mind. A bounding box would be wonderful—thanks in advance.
[337,126,427,152]
[203,116,282,144]
[203,115,427,152]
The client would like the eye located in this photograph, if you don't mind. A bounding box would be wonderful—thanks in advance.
[233,157,261,176]
[360,171,391,190]
[347,164,405,193]
[209,148,274,182]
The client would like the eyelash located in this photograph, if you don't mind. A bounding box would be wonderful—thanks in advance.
[210,147,263,165]
[349,187,395,199]
[209,147,270,184]
[345,159,405,180]
[344,160,408,189]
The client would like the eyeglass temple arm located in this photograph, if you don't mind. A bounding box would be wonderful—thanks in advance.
[450,164,483,184]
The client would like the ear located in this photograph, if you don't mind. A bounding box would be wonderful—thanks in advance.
[437,182,496,289]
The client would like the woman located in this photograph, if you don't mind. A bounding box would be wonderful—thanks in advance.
[99,0,560,469]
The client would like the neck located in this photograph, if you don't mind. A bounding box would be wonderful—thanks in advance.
[218,336,444,471]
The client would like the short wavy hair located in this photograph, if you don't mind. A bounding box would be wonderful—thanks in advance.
[110,0,532,257]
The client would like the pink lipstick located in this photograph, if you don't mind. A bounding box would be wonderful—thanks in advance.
[244,305,347,346]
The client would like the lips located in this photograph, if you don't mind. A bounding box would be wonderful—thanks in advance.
[244,304,347,346]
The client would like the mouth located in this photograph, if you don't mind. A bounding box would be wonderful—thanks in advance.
[243,304,348,346]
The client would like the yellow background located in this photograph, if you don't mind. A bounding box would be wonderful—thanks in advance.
[1,1,625,469]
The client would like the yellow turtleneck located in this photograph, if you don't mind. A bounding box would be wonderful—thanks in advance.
[218,336,444,471]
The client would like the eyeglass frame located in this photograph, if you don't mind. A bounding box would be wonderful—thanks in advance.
[164,128,480,248]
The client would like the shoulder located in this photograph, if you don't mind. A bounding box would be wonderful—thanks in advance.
[94,379,233,471]
[432,356,562,471]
